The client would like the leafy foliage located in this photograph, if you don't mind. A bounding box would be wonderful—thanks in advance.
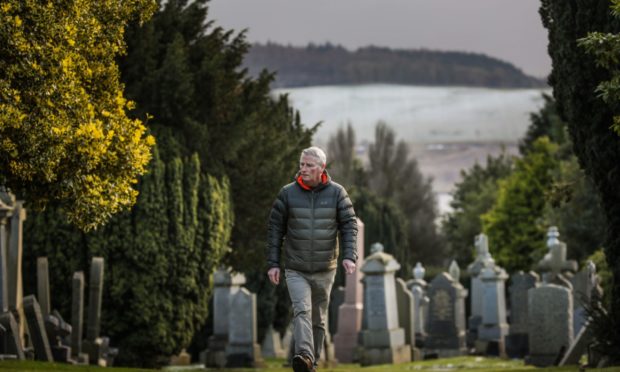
[542,0,620,360]
[442,152,514,265]
[24,144,233,367]
[482,137,558,272]
[0,0,156,230]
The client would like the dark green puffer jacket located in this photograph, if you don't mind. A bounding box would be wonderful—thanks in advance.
[267,171,358,273]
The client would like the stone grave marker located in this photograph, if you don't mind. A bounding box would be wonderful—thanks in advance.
[505,271,539,358]
[44,310,72,362]
[71,271,88,364]
[466,234,494,346]
[334,218,365,363]
[23,295,52,361]
[526,284,573,366]
[395,278,419,360]
[407,262,429,347]
[202,267,246,367]
[8,201,26,345]
[425,270,467,357]
[261,325,285,358]
[328,286,345,336]
[0,311,24,359]
[37,257,51,317]
[358,243,411,366]
[225,288,264,367]
[477,265,509,356]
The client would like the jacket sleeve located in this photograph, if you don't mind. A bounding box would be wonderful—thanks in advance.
[266,187,288,269]
[337,186,358,263]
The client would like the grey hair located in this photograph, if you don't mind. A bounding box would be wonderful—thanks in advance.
[301,146,327,166]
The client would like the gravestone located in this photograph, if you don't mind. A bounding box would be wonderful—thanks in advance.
[466,234,494,346]
[82,258,117,367]
[425,270,467,357]
[83,257,105,366]
[44,310,72,362]
[0,311,24,359]
[449,261,468,351]
[395,278,420,360]
[225,288,264,367]
[570,262,596,337]
[505,271,539,358]
[334,218,365,363]
[407,262,429,347]
[0,200,10,313]
[37,258,51,317]
[477,265,509,345]
[71,271,88,364]
[202,267,246,367]
[8,201,26,345]
[526,284,573,366]
[23,295,53,361]
[537,227,578,284]
[358,243,411,366]
[261,326,285,358]
[328,286,345,336]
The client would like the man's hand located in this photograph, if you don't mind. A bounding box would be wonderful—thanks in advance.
[342,259,356,275]
[268,267,280,285]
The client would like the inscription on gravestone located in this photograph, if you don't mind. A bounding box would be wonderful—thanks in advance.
[433,290,452,321]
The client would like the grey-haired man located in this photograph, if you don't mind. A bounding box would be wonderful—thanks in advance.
[267,146,358,372]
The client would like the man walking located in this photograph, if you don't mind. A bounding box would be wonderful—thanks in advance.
[267,146,358,372]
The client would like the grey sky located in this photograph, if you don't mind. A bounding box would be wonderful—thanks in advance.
[208,0,551,78]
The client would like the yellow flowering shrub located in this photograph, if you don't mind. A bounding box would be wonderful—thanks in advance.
[0,0,156,230]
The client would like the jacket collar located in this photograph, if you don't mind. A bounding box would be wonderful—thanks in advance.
[295,170,330,191]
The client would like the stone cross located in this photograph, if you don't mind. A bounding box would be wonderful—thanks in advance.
[538,227,577,283]
[334,218,365,363]
[37,257,51,317]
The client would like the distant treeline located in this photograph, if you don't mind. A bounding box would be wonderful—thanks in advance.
[245,43,547,88]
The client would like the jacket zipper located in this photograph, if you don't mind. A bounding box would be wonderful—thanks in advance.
[310,190,315,272]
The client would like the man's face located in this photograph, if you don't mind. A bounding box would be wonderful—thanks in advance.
[299,154,324,186]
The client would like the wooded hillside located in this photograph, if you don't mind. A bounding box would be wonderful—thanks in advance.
[244,43,547,88]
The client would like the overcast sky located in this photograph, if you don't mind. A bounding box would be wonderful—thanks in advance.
[208,0,551,78]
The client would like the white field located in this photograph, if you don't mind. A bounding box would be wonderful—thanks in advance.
[274,84,551,145]
[274,84,551,214]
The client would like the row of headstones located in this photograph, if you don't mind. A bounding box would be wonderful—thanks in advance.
[0,193,116,366]
[463,229,605,367]
[326,226,603,367]
[0,256,115,366]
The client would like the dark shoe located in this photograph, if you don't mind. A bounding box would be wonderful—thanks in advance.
[292,354,313,372]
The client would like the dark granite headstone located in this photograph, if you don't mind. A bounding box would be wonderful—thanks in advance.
[23,295,52,361]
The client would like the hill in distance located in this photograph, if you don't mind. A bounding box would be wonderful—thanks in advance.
[244,42,547,89]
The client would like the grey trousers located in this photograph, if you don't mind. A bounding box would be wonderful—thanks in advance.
[285,268,336,364]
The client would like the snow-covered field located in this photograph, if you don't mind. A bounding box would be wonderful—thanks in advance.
[275,84,551,145]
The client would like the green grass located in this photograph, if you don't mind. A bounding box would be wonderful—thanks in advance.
[1,357,620,372]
